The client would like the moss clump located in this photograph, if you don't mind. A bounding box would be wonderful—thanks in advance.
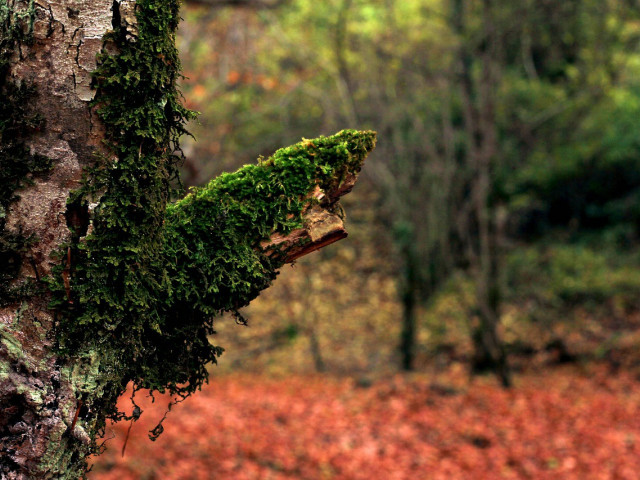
[50,0,197,432]
[50,0,375,455]
[0,1,51,306]
[146,129,376,396]
[165,129,376,317]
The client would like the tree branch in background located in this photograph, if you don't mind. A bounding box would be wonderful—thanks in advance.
[185,0,288,9]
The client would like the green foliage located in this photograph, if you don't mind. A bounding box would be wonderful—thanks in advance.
[0,0,51,305]
[514,84,640,239]
[506,245,640,317]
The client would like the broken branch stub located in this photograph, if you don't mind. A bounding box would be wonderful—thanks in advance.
[261,186,348,263]
[256,131,375,262]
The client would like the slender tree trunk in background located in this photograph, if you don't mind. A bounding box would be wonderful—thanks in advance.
[399,248,418,371]
[451,0,511,386]
[400,288,417,371]
[476,0,511,388]
[334,0,359,127]
[473,246,511,387]
[0,1,374,477]
[308,328,326,373]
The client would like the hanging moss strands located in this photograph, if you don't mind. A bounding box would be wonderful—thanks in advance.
[48,0,201,445]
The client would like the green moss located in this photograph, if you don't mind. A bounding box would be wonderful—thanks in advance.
[50,0,197,435]
[50,0,375,461]
[0,0,51,306]
[165,129,375,315]
[1,332,25,363]
[147,129,375,396]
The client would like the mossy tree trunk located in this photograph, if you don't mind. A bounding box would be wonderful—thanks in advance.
[0,1,375,478]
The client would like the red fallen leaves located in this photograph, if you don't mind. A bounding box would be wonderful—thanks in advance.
[90,365,640,480]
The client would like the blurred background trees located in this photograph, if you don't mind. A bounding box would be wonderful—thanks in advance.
[176,0,640,382]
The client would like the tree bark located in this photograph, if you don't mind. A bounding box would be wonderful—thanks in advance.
[0,1,374,477]
[1,1,116,476]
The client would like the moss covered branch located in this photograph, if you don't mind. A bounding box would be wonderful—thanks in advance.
[53,128,375,448]
[165,129,376,317]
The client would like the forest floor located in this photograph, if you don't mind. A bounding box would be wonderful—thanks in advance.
[89,363,640,480]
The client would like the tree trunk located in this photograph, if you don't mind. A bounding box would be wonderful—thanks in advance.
[472,240,511,387]
[308,327,326,373]
[450,0,510,387]
[1,1,117,476]
[473,0,511,388]
[399,247,418,371]
[0,1,374,477]
[399,286,417,372]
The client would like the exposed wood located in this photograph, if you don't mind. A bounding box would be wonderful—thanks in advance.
[262,169,362,263]
[264,205,348,263]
